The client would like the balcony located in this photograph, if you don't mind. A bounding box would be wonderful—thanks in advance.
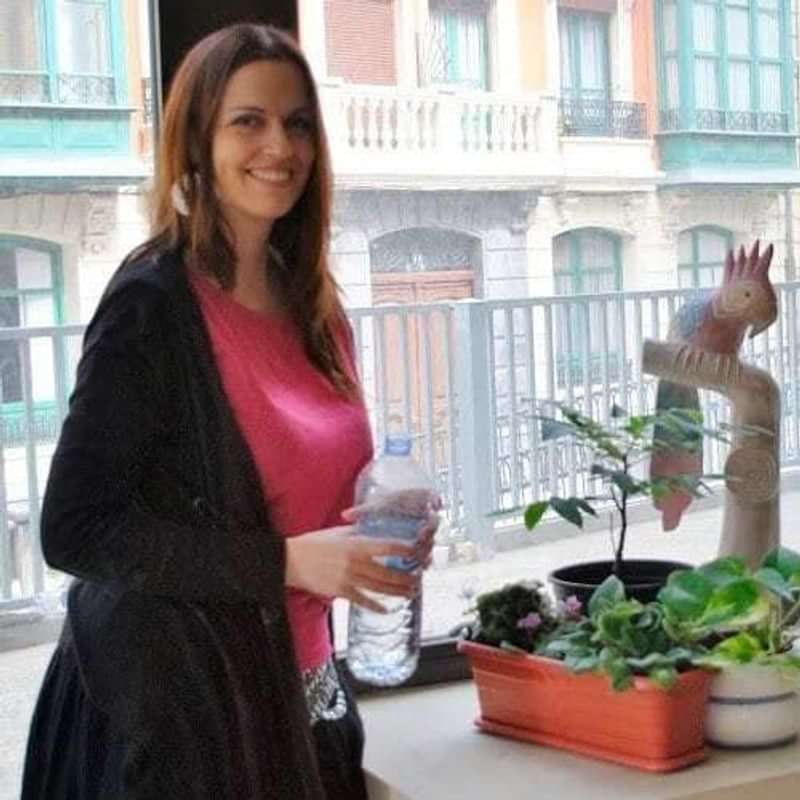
[318,83,560,190]
[0,70,143,188]
[656,106,800,186]
[659,108,790,135]
[0,71,117,107]
[556,96,657,189]
[5,284,800,610]
[318,83,663,191]
[558,97,648,139]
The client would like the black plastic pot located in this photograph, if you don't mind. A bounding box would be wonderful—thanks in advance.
[549,559,692,607]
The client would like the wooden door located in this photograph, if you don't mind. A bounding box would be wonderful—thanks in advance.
[371,270,474,450]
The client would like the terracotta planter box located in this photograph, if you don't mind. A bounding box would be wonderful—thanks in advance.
[459,640,712,773]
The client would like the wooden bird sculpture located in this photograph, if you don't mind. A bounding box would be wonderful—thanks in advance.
[650,240,777,531]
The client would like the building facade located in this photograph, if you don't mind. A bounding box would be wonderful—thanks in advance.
[298,0,800,308]
[0,0,798,605]
[0,0,152,536]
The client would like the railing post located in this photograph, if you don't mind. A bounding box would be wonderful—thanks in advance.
[453,301,495,559]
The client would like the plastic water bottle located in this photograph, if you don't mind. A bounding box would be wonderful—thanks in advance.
[346,434,434,686]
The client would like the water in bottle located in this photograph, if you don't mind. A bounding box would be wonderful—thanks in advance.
[346,434,435,686]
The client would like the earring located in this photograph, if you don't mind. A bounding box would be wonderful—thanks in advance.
[170,174,194,216]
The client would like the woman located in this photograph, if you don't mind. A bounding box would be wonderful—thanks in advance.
[22,24,436,799]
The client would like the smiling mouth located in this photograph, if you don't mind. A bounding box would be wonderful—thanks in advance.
[247,168,293,185]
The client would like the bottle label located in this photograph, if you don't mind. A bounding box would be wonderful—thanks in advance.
[359,512,421,572]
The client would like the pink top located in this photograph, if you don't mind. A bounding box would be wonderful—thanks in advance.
[191,273,373,671]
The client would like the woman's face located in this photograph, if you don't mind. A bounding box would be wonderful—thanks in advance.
[211,59,316,241]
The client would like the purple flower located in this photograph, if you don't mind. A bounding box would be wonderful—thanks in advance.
[516,612,542,632]
[561,595,583,620]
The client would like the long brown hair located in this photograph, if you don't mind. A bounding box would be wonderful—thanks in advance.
[145,24,356,396]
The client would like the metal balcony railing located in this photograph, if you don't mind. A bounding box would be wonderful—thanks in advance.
[57,74,115,105]
[5,286,800,610]
[0,72,117,106]
[559,97,648,139]
[142,77,153,125]
[659,108,791,134]
[0,71,51,104]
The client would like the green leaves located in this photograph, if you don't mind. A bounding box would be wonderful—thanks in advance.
[762,547,800,586]
[523,402,730,566]
[587,575,626,617]
[700,580,768,629]
[658,570,714,621]
[754,567,796,603]
[524,501,548,530]
[701,632,765,667]
[523,496,597,532]
[541,576,706,692]
[656,548,800,675]
[470,581,557,652]
[697,556,748,587]
[659,564,770,642]
[550,497,584,527]
[470,547,800,693]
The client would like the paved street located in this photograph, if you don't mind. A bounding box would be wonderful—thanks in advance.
[2,492,800,800]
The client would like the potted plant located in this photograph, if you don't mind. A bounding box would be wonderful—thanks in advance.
[658,546,800,748]
[525,404,729,604]
[458,576,713,772]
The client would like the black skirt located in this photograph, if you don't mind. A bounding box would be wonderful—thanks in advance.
[21,620,367,799]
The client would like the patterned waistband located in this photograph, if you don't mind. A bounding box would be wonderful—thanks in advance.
[301,657,347,726]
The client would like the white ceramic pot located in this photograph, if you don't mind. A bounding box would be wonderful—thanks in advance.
[705,664,800,749]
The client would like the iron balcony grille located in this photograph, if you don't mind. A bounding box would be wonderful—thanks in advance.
[558,97,648,139]
[659,108,790,134]
[0,72,51,104]
[142,77,153,125]
[0,73,117,106]
[58,74,115,105]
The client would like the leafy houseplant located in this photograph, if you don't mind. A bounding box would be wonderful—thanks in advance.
[524,404,729,603]
[658,547,800,747]
[538,575,701,691]
[658,547,800,671]
[458,546,800,766]
[458,576,713,771]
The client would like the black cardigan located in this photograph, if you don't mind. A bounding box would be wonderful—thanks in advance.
[39,247,327,798]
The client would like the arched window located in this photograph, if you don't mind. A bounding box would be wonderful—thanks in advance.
[553,228,623,385]
[553,228,622,295]
[678,226,733,288]
[0,237,65,440]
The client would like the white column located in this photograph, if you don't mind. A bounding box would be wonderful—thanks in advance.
[544,0,561,95]
[492,0,521,92]
[616,0,634,101]
[396,0,419,88]
[297,0,327,82]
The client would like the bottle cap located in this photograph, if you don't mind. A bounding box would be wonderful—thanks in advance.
[384,434,413,456]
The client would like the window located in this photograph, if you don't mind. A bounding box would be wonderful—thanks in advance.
[662,0,680,118]
[559,11,610,103]
[553,229,623,384]
[678,226,733,288]
[0,1,43,72]
[0,0,118,105]
[659,0,790,131]
[0,238,65,445]
[0,0,46,102]
[428,0,489,89]
[58,0,111,74]
[557,11,641,136]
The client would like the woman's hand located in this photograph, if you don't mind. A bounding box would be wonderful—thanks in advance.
[342,489,442,572]
[284,526,421,613]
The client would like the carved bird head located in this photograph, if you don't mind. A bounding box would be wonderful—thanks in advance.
[712,240,777,338]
